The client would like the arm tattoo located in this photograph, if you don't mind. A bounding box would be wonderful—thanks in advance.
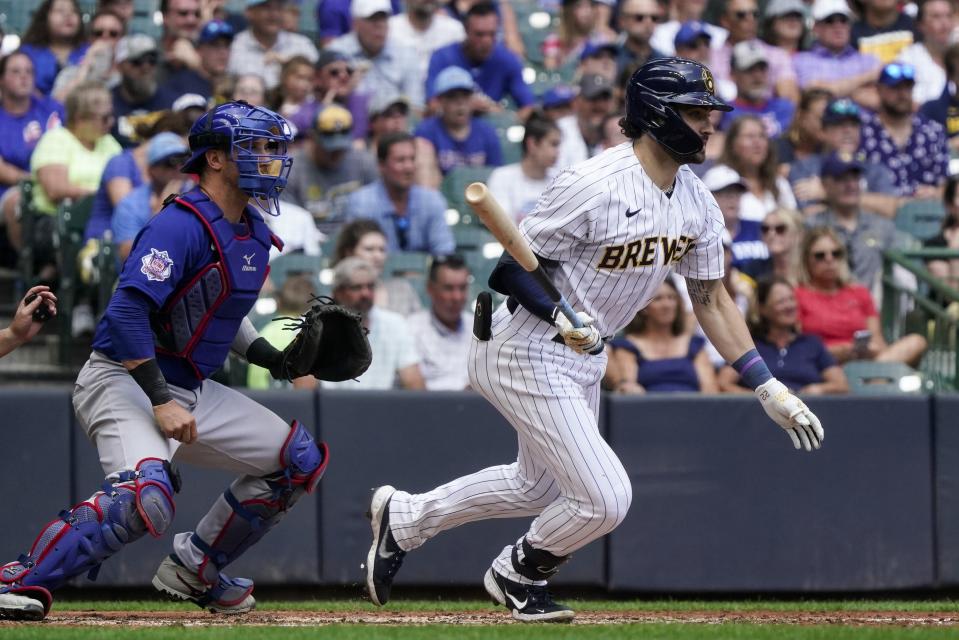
[686,278,714,306]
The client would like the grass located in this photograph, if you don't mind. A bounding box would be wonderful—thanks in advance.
[2,626,959,640]
[52,598,959,613]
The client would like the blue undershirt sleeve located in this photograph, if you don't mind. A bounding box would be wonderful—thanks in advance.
[107,287,158,361]
[488,251,557,324]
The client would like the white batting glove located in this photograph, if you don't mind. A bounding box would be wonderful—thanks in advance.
[755,378,825,452]
[554,311,603,355]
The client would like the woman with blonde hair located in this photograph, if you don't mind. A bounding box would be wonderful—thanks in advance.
[542,0,607,73]
[795,226,926,365]
[719,115,796,222]
[754,207,803,283]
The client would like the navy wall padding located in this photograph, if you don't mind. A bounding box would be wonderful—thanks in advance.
[0,387,74,565]
[318,390,606,587]
[68,388,317,586]
[606,395,935,591]
[934,394,959,585]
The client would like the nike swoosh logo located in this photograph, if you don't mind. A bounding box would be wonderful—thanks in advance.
[506,592,528,610]
[176,574,205,597]
[377,528,393,560]
[625,208,642,218]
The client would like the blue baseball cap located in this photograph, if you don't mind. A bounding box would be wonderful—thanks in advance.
[541,85,576,109]
[147,132,189,166]
[198,20,235,44]
[579,40,618,62]
[674,21,711,50]
[821,98,861,126]
[432,66,476,97]
[820,152,863,178]
[879,62,916,86]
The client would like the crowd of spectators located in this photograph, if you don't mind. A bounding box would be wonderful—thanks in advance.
[0,0,953,393]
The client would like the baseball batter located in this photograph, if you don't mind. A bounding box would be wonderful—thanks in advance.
[0,102,329,620]
[364,58,825,622]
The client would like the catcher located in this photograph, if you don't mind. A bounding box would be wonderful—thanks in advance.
[0,101,370,621]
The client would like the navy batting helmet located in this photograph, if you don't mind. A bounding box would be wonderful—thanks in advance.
[624,57,731,161]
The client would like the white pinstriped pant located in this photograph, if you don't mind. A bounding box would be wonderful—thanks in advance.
[388,305,633,584]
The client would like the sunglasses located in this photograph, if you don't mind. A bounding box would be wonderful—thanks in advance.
[623,12,663,23]
[812,249,845,261]
[882,62,916,82]
[129,54,158,67]
[828,98,860,117]
[328,67,353,78]
[821,14,850,25]
[760,223,788,235]
[92,28,122,38]
[733,9,760,20]
[393,215,410,251]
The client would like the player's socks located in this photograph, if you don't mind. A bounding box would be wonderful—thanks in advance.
[152,553,255,614]
[365,485,406,606]
[483,568,574,623]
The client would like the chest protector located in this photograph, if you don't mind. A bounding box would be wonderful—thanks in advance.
[153,189,282,380]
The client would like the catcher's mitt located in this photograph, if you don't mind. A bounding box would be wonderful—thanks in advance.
[272,297,372,382]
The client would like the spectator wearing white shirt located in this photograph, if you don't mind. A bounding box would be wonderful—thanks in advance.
[389,0,464,103]
[488,113,561,223]
[896,0,955,106]
[324,257,425,390]
[408,254,473,390]
[555,73,614,170]
[228,0,319,90]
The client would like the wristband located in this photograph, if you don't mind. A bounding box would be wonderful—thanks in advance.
[732,348,773,390]
[246,337,283,370]
[129,359,173,406]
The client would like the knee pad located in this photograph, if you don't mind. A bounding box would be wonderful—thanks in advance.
[270,420,328,497]
[511,538,570,582]
[0,459,179,592]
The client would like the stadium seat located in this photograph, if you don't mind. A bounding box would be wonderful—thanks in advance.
[842,360,926,395]
[895,199,945,242]
[452,224,496,252]
[17,180,39,286]
[55,195,96,364]
[441,166,494,222]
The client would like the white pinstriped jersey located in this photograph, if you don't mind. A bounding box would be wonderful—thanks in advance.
[520,142,726,337]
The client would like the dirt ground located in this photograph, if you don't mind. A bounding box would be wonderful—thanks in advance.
[4,609,956,627]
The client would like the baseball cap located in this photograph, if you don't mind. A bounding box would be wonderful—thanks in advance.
[315,49,351,70]
[147,132,189,166]
[245,0,274,7]
[115,34,157,63]
[765,0,806,19]
[368,93,409,119]
[879,62,916,86]
[674,21,711,50]
[172,93,208,113]
[198,20,235,45]
[702,165,747,192]
[433,66,476,97]
[820,152,863,178]
[731,40,768,71]
[541,85,576,109]
[352,0,391,19]
[811,0,852,21]
[821,98,861,126]
[579,73,614,99]
[314,104,353,150]
[579,40,618,62]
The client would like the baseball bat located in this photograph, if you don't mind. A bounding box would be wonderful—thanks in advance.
[464,182,584,329]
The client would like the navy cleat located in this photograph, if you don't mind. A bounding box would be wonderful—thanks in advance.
[364,485,406,606]
[483,568,575,623]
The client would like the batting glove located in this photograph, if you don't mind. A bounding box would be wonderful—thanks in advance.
[755,378,825,452]
[554,311,604,355]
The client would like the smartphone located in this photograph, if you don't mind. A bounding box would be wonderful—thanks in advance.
[853,329,872,352]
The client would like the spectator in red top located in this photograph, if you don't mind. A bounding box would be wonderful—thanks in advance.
[795,226,926,365]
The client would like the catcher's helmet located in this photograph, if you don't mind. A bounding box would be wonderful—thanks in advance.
[624,57,731,161]
[181,101,294,216]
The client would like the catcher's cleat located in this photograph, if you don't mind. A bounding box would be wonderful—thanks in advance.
[483,568,575,623]
[364,485,406,606]
[152,553,255,614]
[0,587,50,621]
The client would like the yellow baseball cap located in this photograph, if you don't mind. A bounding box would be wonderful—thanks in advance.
[314,105,353,150]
